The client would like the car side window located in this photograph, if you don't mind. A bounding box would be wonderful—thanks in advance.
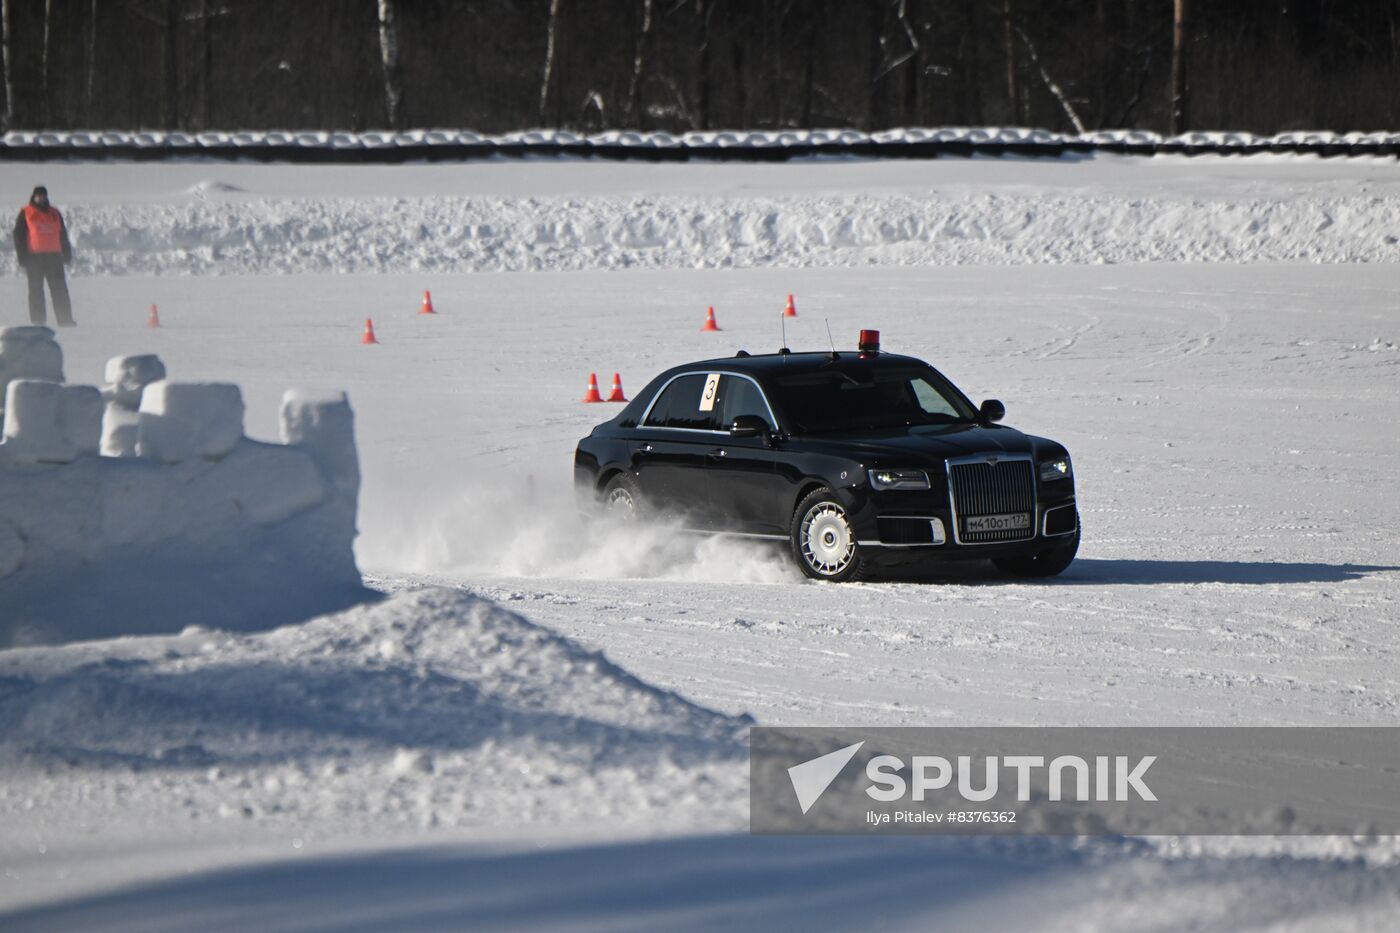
[643,374,721,431]
[718,375,776,431]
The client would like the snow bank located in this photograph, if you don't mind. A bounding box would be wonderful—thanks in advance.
[36,186,1400,277]
[0,328,372,647]
[0,588,748,833]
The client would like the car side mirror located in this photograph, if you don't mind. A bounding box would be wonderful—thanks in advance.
[979,399,1005,423]
[730,414,773,444]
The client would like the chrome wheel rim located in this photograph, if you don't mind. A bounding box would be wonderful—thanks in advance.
[801,503,854,576]
[605,486,636,520]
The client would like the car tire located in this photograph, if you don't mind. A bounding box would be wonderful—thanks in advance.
[992,524,1080,578]
[790,488,867,582]
[600,473,644,521]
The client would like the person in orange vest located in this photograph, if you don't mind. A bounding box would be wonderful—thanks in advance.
[13,185,75,326]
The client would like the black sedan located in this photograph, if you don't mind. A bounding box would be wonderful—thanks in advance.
[574,334,1079,582]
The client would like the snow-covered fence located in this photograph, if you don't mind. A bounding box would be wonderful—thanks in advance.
[1,127,1397,162]
[0,326,373,646]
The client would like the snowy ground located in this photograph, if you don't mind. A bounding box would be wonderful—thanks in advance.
[1,154,1399,929]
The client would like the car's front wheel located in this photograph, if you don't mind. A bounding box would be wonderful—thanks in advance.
[790,488,867,582]
[992,525,1080,578]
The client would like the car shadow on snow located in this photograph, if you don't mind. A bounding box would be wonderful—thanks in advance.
[1052,558,1400,586]
[876,558,1400,587]
[0,835,1078,932]
[6,833,1400,932]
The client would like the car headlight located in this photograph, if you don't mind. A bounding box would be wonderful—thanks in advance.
[1039,457,1073,482]
[868,468,931,491]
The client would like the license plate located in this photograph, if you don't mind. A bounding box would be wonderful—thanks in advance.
[965,512,1030,533]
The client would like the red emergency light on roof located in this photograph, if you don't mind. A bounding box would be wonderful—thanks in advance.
[858,329,880,356]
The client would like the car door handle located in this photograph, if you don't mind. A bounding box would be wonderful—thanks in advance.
[710,449,727,458]
[640,444,654,453]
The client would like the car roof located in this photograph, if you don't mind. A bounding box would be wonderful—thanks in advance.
[665,350,929,378]
[611,348,971,427]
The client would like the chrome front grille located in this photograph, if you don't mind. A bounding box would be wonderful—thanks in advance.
[947,456,1037,544]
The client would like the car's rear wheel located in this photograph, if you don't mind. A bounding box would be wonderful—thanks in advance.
[992,525,1080,578]
[600,473,643,521]
[791,488,867,582]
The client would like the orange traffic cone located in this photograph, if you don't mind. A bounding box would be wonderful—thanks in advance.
[607,373,628,402]
[783,294,797,317]
[147,304,161,328]
[701,305,721,332]
[362,318,379,344]
[582,372,603,403]
[419,290,436,315]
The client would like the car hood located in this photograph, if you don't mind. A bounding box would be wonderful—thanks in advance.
[791,423,1044,463]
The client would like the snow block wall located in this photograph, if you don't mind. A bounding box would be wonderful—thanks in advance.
[0,327,374,647]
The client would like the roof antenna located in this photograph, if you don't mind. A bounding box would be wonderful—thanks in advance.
[779,310,790,355]
[824,318,838,360]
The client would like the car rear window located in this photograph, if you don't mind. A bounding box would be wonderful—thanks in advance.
[643,374,721,431]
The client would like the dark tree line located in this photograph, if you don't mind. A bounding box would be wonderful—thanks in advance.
[2,0,1398,135]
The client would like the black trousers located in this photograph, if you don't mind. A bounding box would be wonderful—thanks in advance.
[25,253,74,326]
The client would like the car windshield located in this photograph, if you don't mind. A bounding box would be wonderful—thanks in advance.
[770,364,978,435]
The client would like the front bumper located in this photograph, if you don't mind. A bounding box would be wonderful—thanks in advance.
[842,481,1077,559]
